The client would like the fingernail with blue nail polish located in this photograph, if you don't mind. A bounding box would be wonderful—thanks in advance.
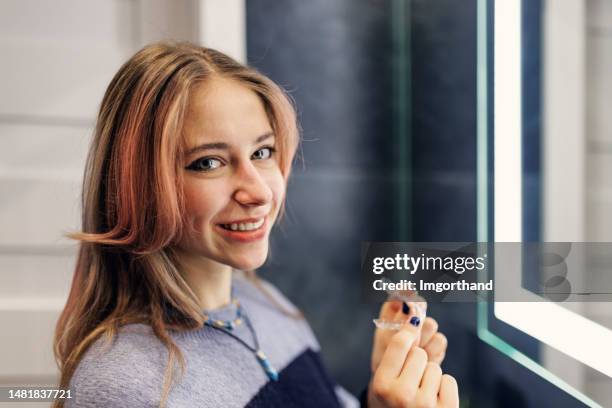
[410,316,420,326]
[402,302,410,315]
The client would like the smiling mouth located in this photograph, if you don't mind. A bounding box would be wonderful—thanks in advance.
[219,218,265,232]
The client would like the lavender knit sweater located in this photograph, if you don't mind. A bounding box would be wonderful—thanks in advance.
[67,272,359,407]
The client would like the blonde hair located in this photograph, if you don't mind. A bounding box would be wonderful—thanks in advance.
[53,41,300,407]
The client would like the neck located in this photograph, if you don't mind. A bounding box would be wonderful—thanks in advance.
[172,249,233,310]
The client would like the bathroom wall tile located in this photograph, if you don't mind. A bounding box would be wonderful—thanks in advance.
[411,0,477,173]
[248,0,481,397]
[411,173,476,242]
[247,0,396,170]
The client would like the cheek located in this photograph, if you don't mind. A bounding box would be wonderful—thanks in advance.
[182,181,224,227]
[269,172,287,213]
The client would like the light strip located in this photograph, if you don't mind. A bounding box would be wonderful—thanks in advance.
[495,302,612,378]
[493,0,612,383]
[493,0,522,242]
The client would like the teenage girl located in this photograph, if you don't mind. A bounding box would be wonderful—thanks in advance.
[53,41,458,408]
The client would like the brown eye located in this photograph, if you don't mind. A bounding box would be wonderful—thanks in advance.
[186,157,222,172]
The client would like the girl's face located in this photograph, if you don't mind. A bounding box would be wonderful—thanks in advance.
[176,77,285,271]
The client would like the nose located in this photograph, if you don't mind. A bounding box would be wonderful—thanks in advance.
[232,161,273,206]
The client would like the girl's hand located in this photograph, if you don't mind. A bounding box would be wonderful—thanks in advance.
[371,300,448,373]
[368,318,459,408]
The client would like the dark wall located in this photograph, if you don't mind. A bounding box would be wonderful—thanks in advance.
[247,0,397,395]
[247,1,589,407]
[410,0,480,404]
[246,0,479,398]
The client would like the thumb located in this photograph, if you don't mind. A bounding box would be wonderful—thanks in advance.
[374,312,423,383]
[371,300,401,372]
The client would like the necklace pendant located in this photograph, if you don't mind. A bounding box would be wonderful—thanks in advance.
[255,350,279,381]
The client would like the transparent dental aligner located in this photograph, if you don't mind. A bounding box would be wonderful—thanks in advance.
[372,319,406,330]
[373,277,427,331]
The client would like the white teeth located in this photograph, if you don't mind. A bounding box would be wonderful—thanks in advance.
[254,218,265,228]
[224,218,264,232]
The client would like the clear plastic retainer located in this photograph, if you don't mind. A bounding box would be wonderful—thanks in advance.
[372,277,427,331]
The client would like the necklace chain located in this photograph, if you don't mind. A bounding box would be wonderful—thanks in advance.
[203,298,279,381]
[202,299,243,330]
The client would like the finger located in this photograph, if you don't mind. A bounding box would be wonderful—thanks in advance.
[385,288,427,321]
[418,362,443,406]
[374,303,406,339]
[372,300,421,372]
[397,346,428,391]
[389,301,424,347]
[403,293,428,318]
[388,287,419,301]
[430,351,446,365]
[373,301,403,352]
[419,317,438,347]
[413,296,428,318]
[380,297,423,327]
[372,329,395,372]
[377,301,422,337]
[379,299,402,319]
[372,301,403,372]
[438,374,459,408]
[374,319,421,383]
[424,333,448,362]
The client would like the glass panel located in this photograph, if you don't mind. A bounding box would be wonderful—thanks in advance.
[477,0,612,406]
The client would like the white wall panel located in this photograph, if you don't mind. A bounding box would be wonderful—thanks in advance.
[0,0,136,43]
[586,152,612,192]
[199,0,245,62]
[586,35,612,144]
[0,254,74,300]
[587,0,612,32]
[0,41,133,120]
[585,1,612,405]
[0,0,137,120]
[0,124,91,174]
[586,379,612,408]
[586,189,612,242]
[0,178,81,247]
[137,0,199,44]
[0,310,60,377]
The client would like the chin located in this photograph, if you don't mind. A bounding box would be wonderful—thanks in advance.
[226,250,269,271]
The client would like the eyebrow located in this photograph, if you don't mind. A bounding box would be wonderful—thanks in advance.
[185,132,274,156]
